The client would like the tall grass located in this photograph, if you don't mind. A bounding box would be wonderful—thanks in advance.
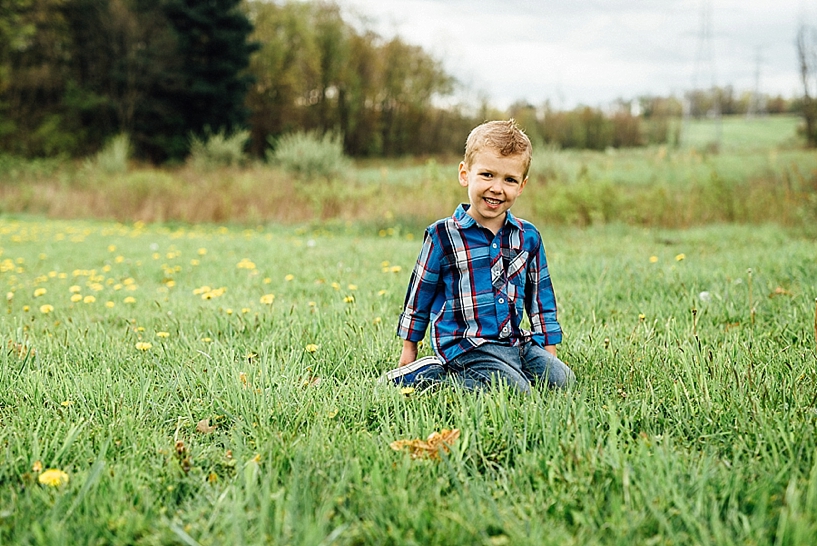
[0,218,815,543]
[0,116,814,230]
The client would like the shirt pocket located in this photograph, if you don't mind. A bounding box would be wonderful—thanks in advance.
[504,249,528,287]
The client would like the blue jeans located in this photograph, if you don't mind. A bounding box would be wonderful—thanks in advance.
[420,342,575,394]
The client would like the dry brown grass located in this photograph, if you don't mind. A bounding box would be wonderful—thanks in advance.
[0,159,815,233]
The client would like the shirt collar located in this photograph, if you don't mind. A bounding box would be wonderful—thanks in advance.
[453,204,523,232]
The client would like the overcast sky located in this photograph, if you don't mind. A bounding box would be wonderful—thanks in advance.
[339,0,813,109]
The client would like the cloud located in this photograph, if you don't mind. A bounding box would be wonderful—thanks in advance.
[341,0,808,108]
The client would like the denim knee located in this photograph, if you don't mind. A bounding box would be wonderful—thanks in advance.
[446,343,531,394]
[520,342,575,389]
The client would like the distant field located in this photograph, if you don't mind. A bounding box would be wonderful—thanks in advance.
[1,217,816,544]
[679,114,802,151]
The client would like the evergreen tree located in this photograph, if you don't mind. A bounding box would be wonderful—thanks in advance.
[136,0,257,161]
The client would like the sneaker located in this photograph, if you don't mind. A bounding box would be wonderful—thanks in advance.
[379,355,444,386]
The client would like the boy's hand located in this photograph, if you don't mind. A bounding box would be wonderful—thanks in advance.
[399,340,418,366]
[544,345,557,357]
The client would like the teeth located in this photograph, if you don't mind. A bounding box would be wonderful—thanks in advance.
[485,198,501,204]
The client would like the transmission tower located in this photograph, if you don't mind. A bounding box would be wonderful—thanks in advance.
[746,47,767,118]
[682,0,721,148]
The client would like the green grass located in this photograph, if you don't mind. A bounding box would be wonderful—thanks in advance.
[680,114,802,152]
[1,216,816,544]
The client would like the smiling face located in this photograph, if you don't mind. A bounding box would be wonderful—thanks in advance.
[458,149,528,233]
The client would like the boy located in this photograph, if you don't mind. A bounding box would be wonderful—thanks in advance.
[384,119,574,394]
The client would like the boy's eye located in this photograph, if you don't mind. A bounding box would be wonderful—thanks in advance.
[480,172,493,178]
[505,178,518,184]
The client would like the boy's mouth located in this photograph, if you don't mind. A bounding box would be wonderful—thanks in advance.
[483,197,503,206]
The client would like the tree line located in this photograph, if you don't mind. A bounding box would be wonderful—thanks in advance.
[0,0,805,163]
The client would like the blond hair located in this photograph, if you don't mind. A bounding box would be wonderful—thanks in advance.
[463,119,532,177]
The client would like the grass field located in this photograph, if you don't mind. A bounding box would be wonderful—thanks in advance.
[1,216,816,544]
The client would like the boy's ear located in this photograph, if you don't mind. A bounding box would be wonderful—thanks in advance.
[519,177,528,193]
[458,161,469,187]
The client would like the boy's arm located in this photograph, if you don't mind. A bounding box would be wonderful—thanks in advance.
[396,230,441,362]
[525,232,563,347]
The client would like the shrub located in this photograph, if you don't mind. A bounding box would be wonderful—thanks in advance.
[267,130,350,180]
[189,129,249,169]
[86,133,131,174]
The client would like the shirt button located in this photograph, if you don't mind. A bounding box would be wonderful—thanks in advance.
[492,243,498,248]
[498,298,505,304]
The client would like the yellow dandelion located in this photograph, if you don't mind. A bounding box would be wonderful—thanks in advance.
[348,284,358,291]
[165,280,176,288]
[6,292,13,301]
[380,261,390,267]
[135,342,152,351]
[389,266,402,273]
[225,308,233,315]
[69,285,81,293]
[675,253,686,261]
[260,294,275,305]
[198,248,207,256]
[327,408,339,419]
[33,288,47,297]
[156,331,170,338]
[201,337,212,343]
[83,295,95,304]
[285,274,294,282]
[308,301,317,307]
[124,296,136,304]
[23,306,29,312]
[61,400,73,407]
[649,256,659,263]
[241,307,251,314]
[190,259,200,266]
[373,317,382,324]
[263,277,271,284]
[115,256,124,263]
[152,253,160,260]
[305,344,319,353]
[105,301,115,308]
[39,304,54,314]
[638,313,646,321]
[108,245,116,252]
[377,289,387,296]
[70,294,82,303]
[331,282,340,290]
[343,295,355,303]
[32,460,42,473]
[38,469,69,487]
[400,387,415,395]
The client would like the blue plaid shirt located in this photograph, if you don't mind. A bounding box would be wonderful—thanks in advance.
[397,204,562,363]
